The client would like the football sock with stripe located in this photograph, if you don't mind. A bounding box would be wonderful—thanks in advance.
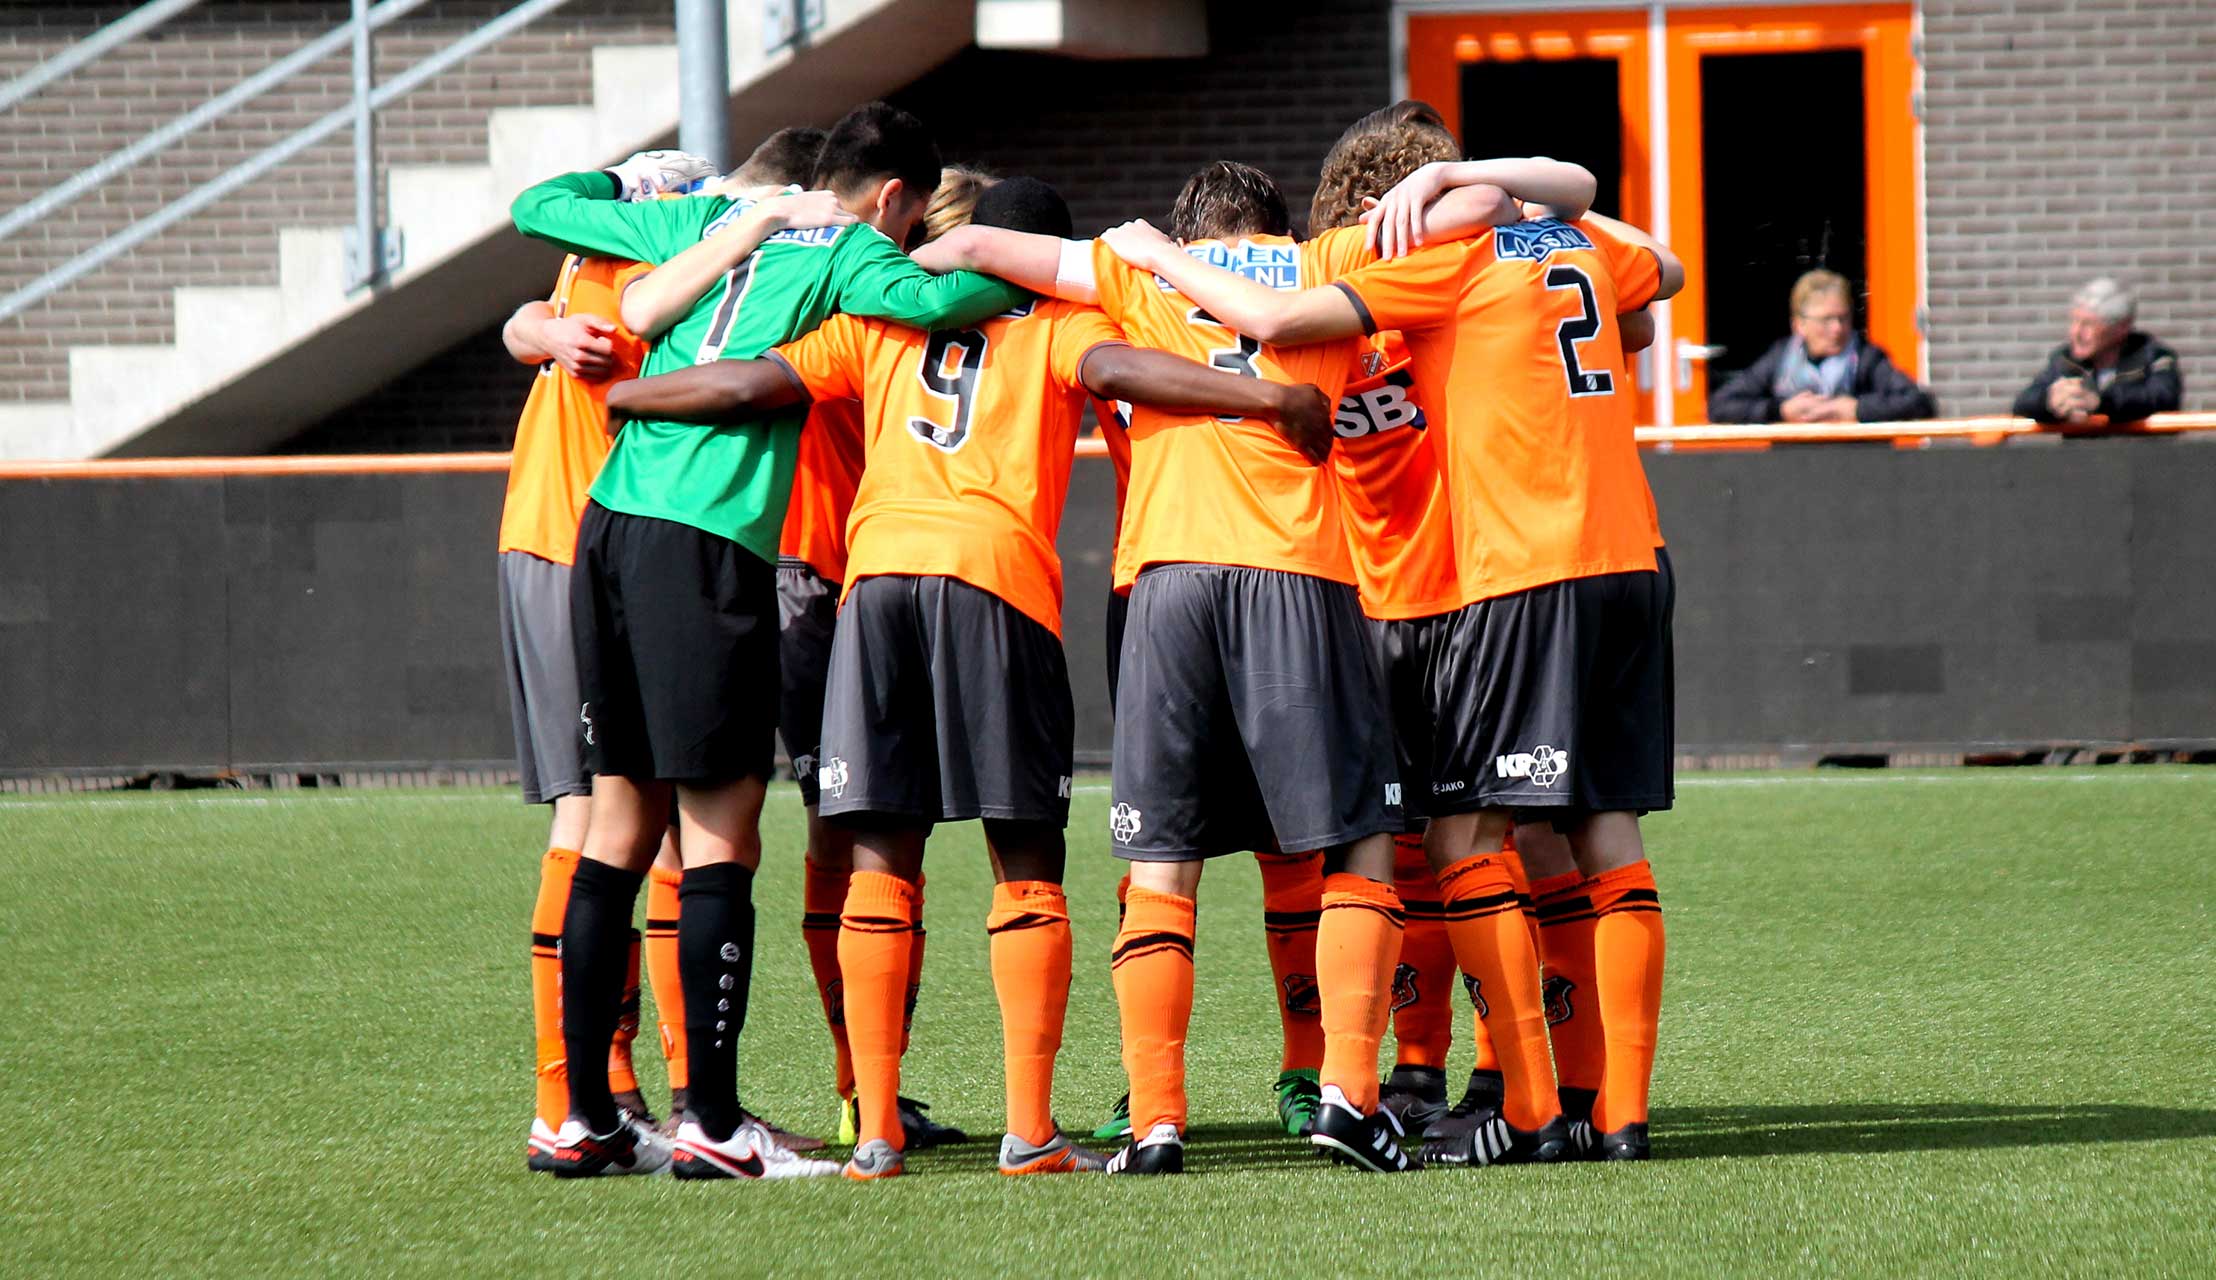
[1256,852,1326,1073]
[1587,860,1666,1133]
[839,871,921,1150]
[644,864,688,1098]
[1112,887,1196,1139]
[801,858,855,1099]
[904,873,927,1055]
[558,856,644,1135]
[1390,834,1456,1069]
[987,880,1073,1147]
[677,861,754,1143]
[530,847,580,1133]
[1534,871,1602,1122]
[608,929,644,1098]
[1437,852,1560,1131]
[1316,873,1405,1113]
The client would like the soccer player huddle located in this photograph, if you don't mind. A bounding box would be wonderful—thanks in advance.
[497,97,1682,1181]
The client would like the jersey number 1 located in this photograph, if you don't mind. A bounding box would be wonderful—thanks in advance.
[909,327,988,451]
[1545,265,1615,398]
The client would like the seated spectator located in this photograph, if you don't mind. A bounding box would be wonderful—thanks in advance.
[1708,269,1936,424]
[2011,278,2182,425]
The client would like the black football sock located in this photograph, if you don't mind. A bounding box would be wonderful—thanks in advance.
[679,861,756,1143]
[559,857,646,1136]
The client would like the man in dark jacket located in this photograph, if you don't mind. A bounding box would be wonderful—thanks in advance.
[2012,278,2182,425]
[1708,269,1936,424]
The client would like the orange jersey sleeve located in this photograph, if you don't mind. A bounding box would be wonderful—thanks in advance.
[1089,235,1361,590]
[778,398,866,582]
[835,299,1099,636]
[1337,220,1659,603]
[498,256,652,565]
[773,314,868,404]
[1330,331,1460,619]
[1579,218,1663,314]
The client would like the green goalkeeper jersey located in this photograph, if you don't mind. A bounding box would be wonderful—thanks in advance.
[510,170,1029,559]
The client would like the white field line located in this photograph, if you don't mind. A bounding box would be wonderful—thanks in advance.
[2,770,2211,808]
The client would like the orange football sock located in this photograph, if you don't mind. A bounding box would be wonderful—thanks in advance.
[644,865,688,1094]
[1316,873,1404,1112]
[838,870,920,1150]
[987,881,1073,1146]
[801,859,855,1099]
[1112,887,1196,1137]
[1390,835,1455,1068]
[1587,860,1666,1133]
[1115,872,1131,925]
[530,847,580,1131]
[607,929,643,1096]
[1438,852,1559,1130]
[1534,871,1601,1119]
[1256,852,1325,1073]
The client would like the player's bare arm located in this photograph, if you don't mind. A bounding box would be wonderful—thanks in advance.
[604,356,808,423]
[1363,157,1598,259]
[620,190,855,339]
[1620,308,1657,355]
[1582,211,1686,300]
[1079,345,1336,465]
[1100,220,1366,347]
[502,299,619,380]
[908,225,1086,301]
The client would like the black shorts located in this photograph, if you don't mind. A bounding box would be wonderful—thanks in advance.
[775,557,840,807]
[1429,549,1675,818]
[1104,587,1130,709]
[817,574,1074,826]
[569,502,779,785]
[1365,611,1454,827]
[1109,564,1401,861]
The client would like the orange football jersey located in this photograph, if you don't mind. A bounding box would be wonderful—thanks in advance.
[498,255,652,564]
[773,299,1124,637]
[1331,331,1460,620]
[1091,227,1368,590]
[1335,217,1664,604]
[777,398,866,582]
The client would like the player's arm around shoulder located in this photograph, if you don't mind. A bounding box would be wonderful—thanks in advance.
[509,160,721,265]
[1075,321,1335,467]
[618,190,856,339]
[604,355,810,425]
[834,223,1031,330]
[1098,220,1364,347]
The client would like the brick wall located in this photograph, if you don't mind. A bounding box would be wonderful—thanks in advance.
[1922,0,2215,413]
[0,1,672,404]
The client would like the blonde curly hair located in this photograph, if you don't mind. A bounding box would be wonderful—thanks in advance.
[1309,100,1461,233]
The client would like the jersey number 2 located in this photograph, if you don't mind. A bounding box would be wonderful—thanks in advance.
[909,327,988,451]
[1544,265,1615,398]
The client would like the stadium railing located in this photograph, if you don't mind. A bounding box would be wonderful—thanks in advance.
[18,413,2216,477]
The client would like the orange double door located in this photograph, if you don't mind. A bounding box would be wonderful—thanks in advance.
[1405,3,1922,425]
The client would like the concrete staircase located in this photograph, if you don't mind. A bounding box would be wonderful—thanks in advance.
[0,0,988,459]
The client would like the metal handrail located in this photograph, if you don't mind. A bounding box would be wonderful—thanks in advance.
[0,0,577,327]
[0,0,209,115]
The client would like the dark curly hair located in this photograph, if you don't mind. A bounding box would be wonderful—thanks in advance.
[1308,100,1461,233]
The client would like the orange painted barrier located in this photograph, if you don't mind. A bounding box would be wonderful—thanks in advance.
[1,415,2211,477]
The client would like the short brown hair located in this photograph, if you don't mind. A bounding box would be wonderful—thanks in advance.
[1309,100,1461,233]
[1169,161,1291,243]
[920,165,997,244]
[1790,269,1851,317]
[730,126,826,189]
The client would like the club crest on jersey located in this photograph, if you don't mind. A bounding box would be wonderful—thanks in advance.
[1495,744,1569,787]
[1109,802,1144,843]
[1543,974,1577,1027]
[703,193,844,247]
[1281,972,1320,1016]
[1492,219,1595,262]
[1390,962,1421,1012]
[1335,369,1427,439]
[820,756,850,798]
[1160,240,1301,292]
[1462,973,1488,1017]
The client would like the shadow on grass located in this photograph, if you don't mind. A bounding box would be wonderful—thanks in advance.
[1162,1102,2216,1173]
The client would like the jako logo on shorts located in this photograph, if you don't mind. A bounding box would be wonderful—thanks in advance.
[792,753,816,780]
[820,756,850,798]
[1109,802,1143,843]
[1495,744,1570,787]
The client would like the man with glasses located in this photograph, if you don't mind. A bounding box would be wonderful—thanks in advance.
[1707,268,1935,424]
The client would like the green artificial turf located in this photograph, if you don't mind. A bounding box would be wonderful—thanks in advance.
[2,770,2212,1276]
